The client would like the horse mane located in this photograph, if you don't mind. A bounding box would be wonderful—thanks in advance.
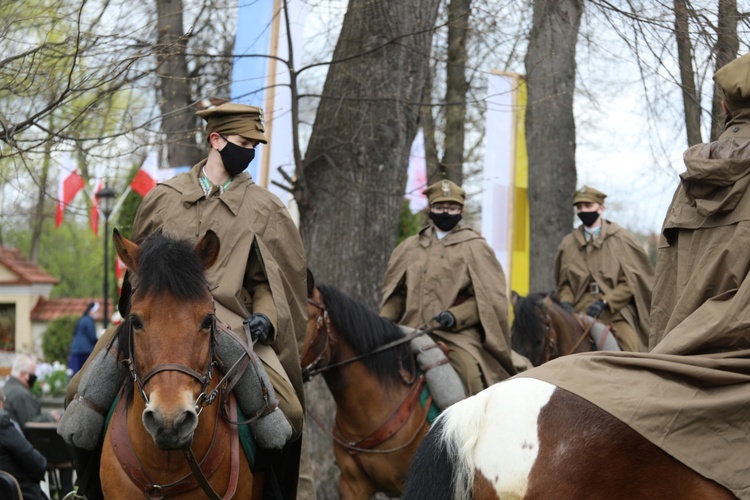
[511,292,550,365]
[316,283,411,387]
[131,233,210,302]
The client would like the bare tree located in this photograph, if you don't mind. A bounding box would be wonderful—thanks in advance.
[710,0,739,141]
[296,0,442,308]
[674,0,703,146]
[525,0,583,292]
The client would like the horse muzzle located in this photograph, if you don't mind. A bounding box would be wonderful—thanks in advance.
[142,401,199,450]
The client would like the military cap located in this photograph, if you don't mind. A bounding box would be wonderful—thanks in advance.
[196,103,267,144]
[423,180,465,205]
[714,53,750,111]
[572,185,606,205]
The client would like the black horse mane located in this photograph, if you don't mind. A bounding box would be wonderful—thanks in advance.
[316,283,411,387]
[511,292,550,365]
[111,233,211,401]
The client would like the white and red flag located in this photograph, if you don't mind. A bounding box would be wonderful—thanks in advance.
[55,164,85,228]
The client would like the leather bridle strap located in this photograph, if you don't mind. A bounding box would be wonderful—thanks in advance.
[568,313,596,354]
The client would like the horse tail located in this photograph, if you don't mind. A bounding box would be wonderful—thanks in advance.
[404,391,491,499]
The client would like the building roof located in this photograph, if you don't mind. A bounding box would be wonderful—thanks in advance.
[0,247,58,285]
[31,298,105,322]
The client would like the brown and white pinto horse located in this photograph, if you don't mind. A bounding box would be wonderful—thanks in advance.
[304,279,435,499]
[100,230,259,499]
[403,377,734,499]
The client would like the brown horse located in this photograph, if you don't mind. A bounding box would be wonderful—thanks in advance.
[403,377,734,499]
[304,279,435,499]
[100,230,260,499]
[511,292,617,366]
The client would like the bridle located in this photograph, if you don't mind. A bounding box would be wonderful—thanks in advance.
[301,297,334,380]
[125,316,217,415]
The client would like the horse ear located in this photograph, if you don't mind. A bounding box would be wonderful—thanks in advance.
[510,290,520,307]
[306,268,315,298]
[195,230,221,269]
[113,228,140,273]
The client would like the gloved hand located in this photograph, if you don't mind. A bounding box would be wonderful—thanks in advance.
[586,299,607,319]
[433,311,456,329]
[560,301,575,314]
[243,313,273,344]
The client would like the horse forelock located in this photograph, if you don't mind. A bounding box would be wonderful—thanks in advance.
[316,283,409,386]
[132,234,210,302]
[512,293,550,365]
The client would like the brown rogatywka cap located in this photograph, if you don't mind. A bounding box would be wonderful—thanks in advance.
[196,103,267,144]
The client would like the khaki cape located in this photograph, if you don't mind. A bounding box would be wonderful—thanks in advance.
[380,224,516,384]
[554,220,654,348]
[130,161,308,410]
[521,119,750,498]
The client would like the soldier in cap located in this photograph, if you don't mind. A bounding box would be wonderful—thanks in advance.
[64,103,315,499]
[380,180,518,396]
[554,185,654,351]
[650,52,750,350]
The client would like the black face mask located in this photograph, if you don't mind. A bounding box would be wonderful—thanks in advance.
[219,137,256,176]
[577,210,600,228]
[430,212,462,231]
[27,374,37,388]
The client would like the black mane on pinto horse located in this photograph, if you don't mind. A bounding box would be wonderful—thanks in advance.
[315,283,410,387]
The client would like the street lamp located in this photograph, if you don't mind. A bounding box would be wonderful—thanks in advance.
[95,185,116,329]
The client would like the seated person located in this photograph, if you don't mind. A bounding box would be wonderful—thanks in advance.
[0,388,48,500]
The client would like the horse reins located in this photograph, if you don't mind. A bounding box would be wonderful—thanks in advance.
[304,297,440,379]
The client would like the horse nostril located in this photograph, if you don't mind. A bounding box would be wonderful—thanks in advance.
[143,408,160,432]
[175,410,198,438]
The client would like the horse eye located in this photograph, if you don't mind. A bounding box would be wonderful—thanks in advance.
[200,316,213,330]
[130,316,143,330]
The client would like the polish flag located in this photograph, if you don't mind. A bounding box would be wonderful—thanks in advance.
[55,166,85,228]
[90,178,103,234]
[130,152,187,197]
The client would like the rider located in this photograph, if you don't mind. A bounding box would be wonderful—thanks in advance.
[554,185,653,352]
[64,102,315,499]
[379,179,517,396]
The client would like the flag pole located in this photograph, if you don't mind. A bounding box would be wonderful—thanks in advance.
[260,0,282,189]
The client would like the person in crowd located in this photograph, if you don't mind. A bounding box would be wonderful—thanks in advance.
[380,179,517,396]
[5,354,60,426]
[68,302,99,375]
[64,102,315,499]
[554,185,654,351]
[0,388,48,500]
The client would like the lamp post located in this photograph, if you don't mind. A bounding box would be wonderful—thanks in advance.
[95,185,116,329]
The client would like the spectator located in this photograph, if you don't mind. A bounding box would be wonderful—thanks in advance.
[68,302,99,375]
[0,388,48,500]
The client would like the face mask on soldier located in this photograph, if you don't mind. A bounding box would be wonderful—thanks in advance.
[429,212,462,231]
[219,136,256,176]
[577,210,600,228]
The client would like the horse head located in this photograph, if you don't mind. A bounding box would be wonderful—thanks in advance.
[112,229,220,450]
[511,292,554,367]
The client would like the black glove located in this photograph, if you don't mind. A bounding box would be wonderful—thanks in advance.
[243,313,273,344]
[586,299,607,319]
[560,301,575,314]
[433,311,456,329]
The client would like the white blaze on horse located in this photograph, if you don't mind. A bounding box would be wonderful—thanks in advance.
[403,377,733,499]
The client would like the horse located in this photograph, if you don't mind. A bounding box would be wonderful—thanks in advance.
[403,376,734,499]
[511,292,616,367]
[303,277,435,499]
[100,230,260,499]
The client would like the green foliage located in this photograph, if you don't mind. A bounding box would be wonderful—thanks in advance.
[41,315,77,363]
[31,362,71,398]
[396,201,425,244]
[113,162,146,239]
[0,305,15,350]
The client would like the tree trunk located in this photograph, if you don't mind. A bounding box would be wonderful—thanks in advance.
[421,72,441,182]
[674,0,702,146]
[298,0,441,308]
[710,0,739,142]
[524,0,582,293]
[30,139,52,263]
[440,0,471,186]
[155,0,201,168]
